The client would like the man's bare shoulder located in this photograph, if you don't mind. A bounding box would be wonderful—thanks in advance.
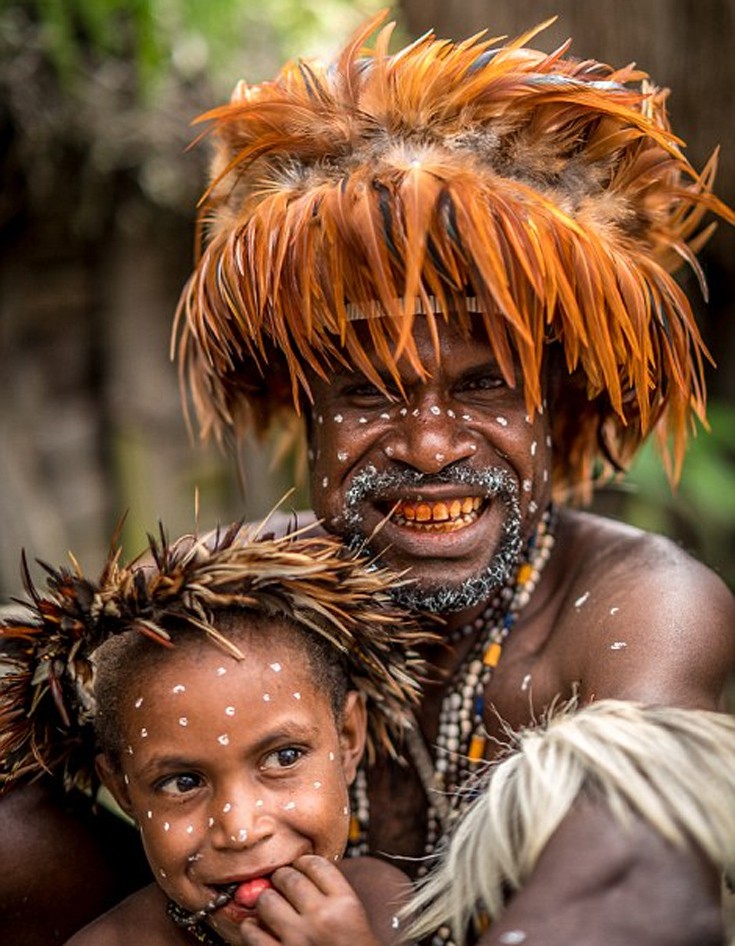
[550,507,735,707]
[64,885,180,946]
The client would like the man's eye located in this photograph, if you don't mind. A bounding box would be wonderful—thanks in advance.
[156,773,203,796]
[344,382,389,400]
[261,747,304,771]
[458,374,506,393]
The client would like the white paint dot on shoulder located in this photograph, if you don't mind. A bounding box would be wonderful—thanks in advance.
[610,641,627,651]
[218,734,230,746]
[499,932,527,944]
[385,445,394,457]
[528,500,538,515]
[462,413,471,421]
[127,745,134,755]
[447,409,456,418]
[134,697,144,708]
[270,662,282,672]
[412,408,420,417]
[216,667,227,676]
[124,774,129,785]
[521,673,532,692]
[179,717,188,727]
[574,591,590,609]
[317,414,323,424]
[147,810,153,819]
[172,684,186,694]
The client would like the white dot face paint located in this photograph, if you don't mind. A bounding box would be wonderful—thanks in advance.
[358,416,367,424]
[495,416,508,426]
[147,810,153,819]
[412,408,420,417]
[530,441,537,456]
[172,685,186,694]
[447,409,456,418]
[208,817,215,828]
[317,415,323,425]
[574,591,590,609]
[218,734,230,746]
[521,674,532,692]
[164,822,170,832]
[223,803,232,813]
[270,663,282,673]
[610,607,620,615]
[499,932,527,944]
[237,829,248,842]
[179,717,188,727]
[430,405,441,415]
[283,801,296,811]
[337,451,349,462]
[140,728,148,738]
[225,706,235,717]
[528,500,538,515]
[322,477,329,488]
[263,694,271,702]
[186,825,194,834]
[399,407,408,416]
[216,667,227,676]
[462,413,471,421]
[385,445,394,457]
[392,916,400,930]
[435,453,445,462]
[255,800,264,808]
[329,752,335,761]
[160,869,167,879]
[134,697,144,709]
[313,781,322,789]
[522,479,532,492]
[380,412,390,420]
[610,641,627,651]
[333,414,343,423]
[293,692,301,700]
[342,806,349,816]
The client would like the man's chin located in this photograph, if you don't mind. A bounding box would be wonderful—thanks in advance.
[386,556,517,614]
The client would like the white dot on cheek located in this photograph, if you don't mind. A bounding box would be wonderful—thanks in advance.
[435,453,445,462]
[225,706,235,716]
[172,684,186,694]
[531,441,537,456]
[147,810,153,819]
[385,445,394,457]
[208,817,215,828]
[313,781,322,789]
[164,822,170,831]
[223,803,232,813]
[186,825,194,834]
[134,697,143,708]
[333,414,343,423]
[337,451,348,462]
[283,801,296,811]
[140,728,148,738]
[329,751,335,761]
[430,405,441,415]
[179,717,188,726]
[216,667,227,676]
[293,692,301,700]
[495,416,508,426]
[160,869,167,878]
[218,734,230,746]
[263,694,270,702]
[270,663,282,673]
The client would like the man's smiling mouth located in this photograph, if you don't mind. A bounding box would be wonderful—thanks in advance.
[390,496,484,530]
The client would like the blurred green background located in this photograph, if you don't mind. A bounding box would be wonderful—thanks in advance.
[1,0,733,600]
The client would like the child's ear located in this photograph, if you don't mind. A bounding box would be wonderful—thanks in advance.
[95,753,135,820]
[339,690,367,785]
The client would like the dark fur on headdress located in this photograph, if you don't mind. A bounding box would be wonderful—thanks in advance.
[0,522,427,792]
[174,11,734,500]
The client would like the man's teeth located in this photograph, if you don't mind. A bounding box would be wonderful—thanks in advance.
[392,496,483,530]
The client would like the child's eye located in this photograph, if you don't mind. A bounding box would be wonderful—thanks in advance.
[457,373,506,393]
[156,773,203,796]
[261,747,304,771]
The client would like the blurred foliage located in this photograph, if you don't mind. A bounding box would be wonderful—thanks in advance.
[598,400,735,590]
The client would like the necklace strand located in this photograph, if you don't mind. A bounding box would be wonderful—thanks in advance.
[348,506,556,945]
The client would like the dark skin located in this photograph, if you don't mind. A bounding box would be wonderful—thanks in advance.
[1,319,733,944]
[304,317,735,944]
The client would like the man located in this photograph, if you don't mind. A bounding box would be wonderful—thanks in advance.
[173,11,735,946]
[1,11,734,946]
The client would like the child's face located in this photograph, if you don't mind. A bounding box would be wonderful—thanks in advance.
[99,625,365,944]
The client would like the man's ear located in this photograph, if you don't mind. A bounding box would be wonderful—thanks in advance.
[339,690,367,785]
[95,753,135,821]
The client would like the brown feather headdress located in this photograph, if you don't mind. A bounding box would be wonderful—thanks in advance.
[0,522,427,793]
[174,10,734,500]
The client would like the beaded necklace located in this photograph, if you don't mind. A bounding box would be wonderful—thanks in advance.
[166,899,229,945]
[347,506,556,945]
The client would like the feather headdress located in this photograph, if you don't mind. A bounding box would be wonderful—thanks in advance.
[175,10,734,500]
[0,522,427,792]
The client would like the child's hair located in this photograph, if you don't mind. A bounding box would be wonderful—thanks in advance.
[93,608,351,770]
[0,521,428,791]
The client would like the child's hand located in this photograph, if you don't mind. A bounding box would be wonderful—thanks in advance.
[237,854,383,946]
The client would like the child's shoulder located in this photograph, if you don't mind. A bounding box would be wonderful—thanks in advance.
[341,855,413,942]
[64,883,180,945]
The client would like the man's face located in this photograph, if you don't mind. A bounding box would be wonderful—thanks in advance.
[307,317,553,613]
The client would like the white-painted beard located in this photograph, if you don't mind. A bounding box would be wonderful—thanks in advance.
[339,463,523,613]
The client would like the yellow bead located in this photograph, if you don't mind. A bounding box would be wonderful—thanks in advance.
[483,641,503,667]
[349,815,361,843]
[517,562,533,585]
[468,733,486,762]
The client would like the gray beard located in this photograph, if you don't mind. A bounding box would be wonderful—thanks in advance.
[340,463,523,613]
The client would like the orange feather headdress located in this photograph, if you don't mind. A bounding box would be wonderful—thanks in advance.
[174,10,733,500]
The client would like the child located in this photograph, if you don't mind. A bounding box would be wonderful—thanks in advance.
[0,525,426,946]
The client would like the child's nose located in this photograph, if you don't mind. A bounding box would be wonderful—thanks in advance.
[209,792,275,850]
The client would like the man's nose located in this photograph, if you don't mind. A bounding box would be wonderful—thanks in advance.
[208,788,276,851]
[384,395,477,473]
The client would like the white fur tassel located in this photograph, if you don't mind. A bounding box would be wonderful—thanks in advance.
[406,699,735,943]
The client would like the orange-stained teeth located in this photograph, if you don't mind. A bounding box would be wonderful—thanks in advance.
[461,497,474,514]
[416,503,432,522]
[449,500,462,518]
[403,503,416,520]
[433,502,449,522]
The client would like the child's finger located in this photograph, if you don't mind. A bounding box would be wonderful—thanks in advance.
[289,853,355,895]
[269,863,326,913]
[237,916,281,946]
